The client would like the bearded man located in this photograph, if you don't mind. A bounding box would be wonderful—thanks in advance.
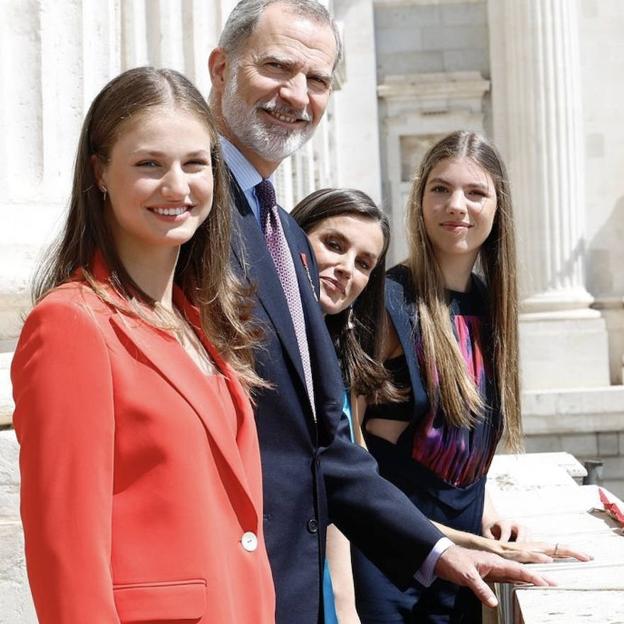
[208,1,551,622]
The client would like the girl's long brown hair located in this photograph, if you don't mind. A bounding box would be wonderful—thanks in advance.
[406,131,522,451]
[33,67,262,390]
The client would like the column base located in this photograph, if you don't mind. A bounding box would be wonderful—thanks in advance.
[521,288,595,314]
[520,309,610,390]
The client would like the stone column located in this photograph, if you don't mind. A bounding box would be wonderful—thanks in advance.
[0,0,115,348]
[0,0,223,348]
[332,0,383,204]
[488,0,610,390]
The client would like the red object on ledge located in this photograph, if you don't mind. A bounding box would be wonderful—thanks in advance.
[599,487,624,526]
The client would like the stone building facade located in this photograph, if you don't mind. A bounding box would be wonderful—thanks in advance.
[1,0,624,621]
[371,0,624,497]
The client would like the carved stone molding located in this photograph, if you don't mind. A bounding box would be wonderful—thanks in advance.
[378,71,489,263]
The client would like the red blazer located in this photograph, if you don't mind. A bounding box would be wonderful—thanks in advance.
[11,266,275,624]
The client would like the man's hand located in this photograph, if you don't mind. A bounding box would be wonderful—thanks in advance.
[434,545,556,608]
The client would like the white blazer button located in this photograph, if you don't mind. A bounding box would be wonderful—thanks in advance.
[241,531,258,552]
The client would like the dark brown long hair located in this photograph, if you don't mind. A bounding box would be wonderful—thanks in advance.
[292,188,400,402]
[33,66,261,389]
[406,131,522,451]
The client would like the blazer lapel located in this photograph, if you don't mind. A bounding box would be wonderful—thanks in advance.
[89,252,259,522]
[229,181,307,387]
[109,306,258,525]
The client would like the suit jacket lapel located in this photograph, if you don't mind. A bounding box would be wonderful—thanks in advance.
[229,179,308,387]
[109,298,259,526]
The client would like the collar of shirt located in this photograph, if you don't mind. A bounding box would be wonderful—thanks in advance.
[220,136,275,224]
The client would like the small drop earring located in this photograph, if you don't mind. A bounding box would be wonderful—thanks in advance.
[99,186,108,202]
[347,306,355,330]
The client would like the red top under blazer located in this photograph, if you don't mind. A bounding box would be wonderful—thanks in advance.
[11,262,276,624]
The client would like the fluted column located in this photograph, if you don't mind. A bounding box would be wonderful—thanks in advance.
[0,0,341,424]
[0,0,225,351]
[488,0,610,389]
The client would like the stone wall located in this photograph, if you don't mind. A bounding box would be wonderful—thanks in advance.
[526,433,624,499]
[373,0,491,265]
[0,431,36,623]
[522,387,624,499]
[580,0,624,302]
[374,0,489,80]
[578,0,624,384]
[486,453,624,624]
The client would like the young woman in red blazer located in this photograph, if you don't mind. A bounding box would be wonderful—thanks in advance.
[11,67,275,624]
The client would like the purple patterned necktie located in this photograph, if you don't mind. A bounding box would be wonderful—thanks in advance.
[255,179,316,421]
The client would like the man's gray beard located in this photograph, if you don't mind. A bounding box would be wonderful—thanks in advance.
[221,71,314,162]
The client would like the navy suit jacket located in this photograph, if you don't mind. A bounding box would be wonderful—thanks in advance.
[229,177,444,624]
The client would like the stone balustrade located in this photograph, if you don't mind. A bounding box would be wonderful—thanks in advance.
[485,453,624,623]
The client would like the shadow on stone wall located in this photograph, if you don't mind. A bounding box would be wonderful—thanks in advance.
[587,195,624,298]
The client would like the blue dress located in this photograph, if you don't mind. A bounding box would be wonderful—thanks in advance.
[323,391,355,624]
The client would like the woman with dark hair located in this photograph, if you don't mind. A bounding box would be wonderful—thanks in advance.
[293,188,391,624]
[11,67,275,624]
[292,189,400,424]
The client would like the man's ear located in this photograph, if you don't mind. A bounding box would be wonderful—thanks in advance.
[208,48,228,94]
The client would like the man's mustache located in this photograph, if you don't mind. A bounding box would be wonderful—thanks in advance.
[259,100,312,123]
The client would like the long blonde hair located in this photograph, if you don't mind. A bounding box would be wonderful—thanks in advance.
[405,131,522,451]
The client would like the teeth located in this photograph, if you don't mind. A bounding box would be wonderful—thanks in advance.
[152,207,187,216]
[270,111,297,123]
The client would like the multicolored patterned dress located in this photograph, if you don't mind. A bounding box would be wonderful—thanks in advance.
[352,264,502,624]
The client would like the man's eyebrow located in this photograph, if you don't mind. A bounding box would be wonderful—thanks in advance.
[259,54,294,67]
[259,55,332,82]
[308,70,332,83]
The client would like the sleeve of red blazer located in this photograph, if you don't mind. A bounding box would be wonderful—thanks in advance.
[11,297,121,624]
